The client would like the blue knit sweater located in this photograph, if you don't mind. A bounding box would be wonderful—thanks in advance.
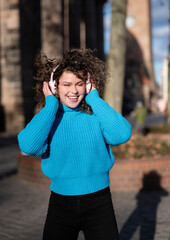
[18,89,131,195]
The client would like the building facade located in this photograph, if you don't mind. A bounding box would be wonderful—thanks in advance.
[0,0,106,134]
[124,0,157,113]
[0,0,23,133]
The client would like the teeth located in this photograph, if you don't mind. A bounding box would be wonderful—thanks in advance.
[69,96,78,99]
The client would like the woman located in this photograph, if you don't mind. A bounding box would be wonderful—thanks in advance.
[18,48,131,240]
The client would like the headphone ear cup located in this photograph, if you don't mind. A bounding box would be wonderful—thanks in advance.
[49,65,59,94]
[86,80,92,94]
[49,80,57,94]
[86,73,92,94]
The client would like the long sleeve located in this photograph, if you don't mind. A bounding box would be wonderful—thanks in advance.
[85,89,131,145]
[18,95,59,156]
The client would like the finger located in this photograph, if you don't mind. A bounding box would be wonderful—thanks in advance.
[43,82,46,95]
[90,79,96,91]
[43,82,48,95]
[43,82,53,97]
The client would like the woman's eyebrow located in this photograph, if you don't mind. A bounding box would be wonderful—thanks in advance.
[62,80,84,84]
[76,80,84,84]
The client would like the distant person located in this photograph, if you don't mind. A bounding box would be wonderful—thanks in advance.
[134,101,147,135]
[17,48,131,240]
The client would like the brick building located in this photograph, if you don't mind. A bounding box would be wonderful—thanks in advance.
[124,0,158,114]
[0,0,23,133]
[0,0,157,132]
[0,0,106,134]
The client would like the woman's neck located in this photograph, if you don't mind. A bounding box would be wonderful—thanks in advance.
[58,102,80,112]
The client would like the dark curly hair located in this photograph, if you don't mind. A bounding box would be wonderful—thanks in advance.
[34,48,108,113]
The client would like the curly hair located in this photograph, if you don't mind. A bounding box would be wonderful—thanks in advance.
[34,48,108,113]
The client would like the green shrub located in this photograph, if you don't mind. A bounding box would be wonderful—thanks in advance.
[111,134,170,160]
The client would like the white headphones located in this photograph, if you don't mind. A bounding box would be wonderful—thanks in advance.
[86,73,92,94]
[49,66,92,95]
[49,65,59,95]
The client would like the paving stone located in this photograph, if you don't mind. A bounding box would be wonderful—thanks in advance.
[0,137,170,240]
[0,175,169,240]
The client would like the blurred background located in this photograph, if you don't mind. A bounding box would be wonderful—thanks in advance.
[0,0,169,134]
[0,1,170,240]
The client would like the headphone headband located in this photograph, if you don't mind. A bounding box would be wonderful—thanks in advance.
[49,65,59,94]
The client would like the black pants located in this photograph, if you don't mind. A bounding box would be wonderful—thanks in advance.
[43,187,119,240]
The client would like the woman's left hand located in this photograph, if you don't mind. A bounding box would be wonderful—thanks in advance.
[86,79,96,94]
[90,82,96,92]
[43,81,53,98]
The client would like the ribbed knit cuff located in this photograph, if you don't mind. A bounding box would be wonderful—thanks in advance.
[44,95,59,115]
[85,89,110,116]
[45,94,59,105]
[85,89,99,105]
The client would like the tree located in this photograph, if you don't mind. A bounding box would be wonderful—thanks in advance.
[104,0,127,114]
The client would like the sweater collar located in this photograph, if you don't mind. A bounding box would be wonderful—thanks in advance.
[58,102,80,112]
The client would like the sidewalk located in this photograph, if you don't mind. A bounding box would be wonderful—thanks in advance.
[0,136,170,240]
[0,134,19,179]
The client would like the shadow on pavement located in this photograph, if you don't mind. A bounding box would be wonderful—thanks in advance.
[119,171,169,240]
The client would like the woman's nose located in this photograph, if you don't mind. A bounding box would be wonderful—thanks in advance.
[70,85,78,93]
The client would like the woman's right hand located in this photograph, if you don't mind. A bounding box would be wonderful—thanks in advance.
[43,82,53,98]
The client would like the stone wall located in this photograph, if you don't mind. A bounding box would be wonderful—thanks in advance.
[41,0,63,58]
[0,0,63,133]
[0,0,24,133]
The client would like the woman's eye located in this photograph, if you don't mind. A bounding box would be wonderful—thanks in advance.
[64,84,70,86]
[78,83,84,86]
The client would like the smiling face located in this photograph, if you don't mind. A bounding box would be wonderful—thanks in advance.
[58,71,86,108]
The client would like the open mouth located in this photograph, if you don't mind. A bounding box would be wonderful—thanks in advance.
[68,96,79,102]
